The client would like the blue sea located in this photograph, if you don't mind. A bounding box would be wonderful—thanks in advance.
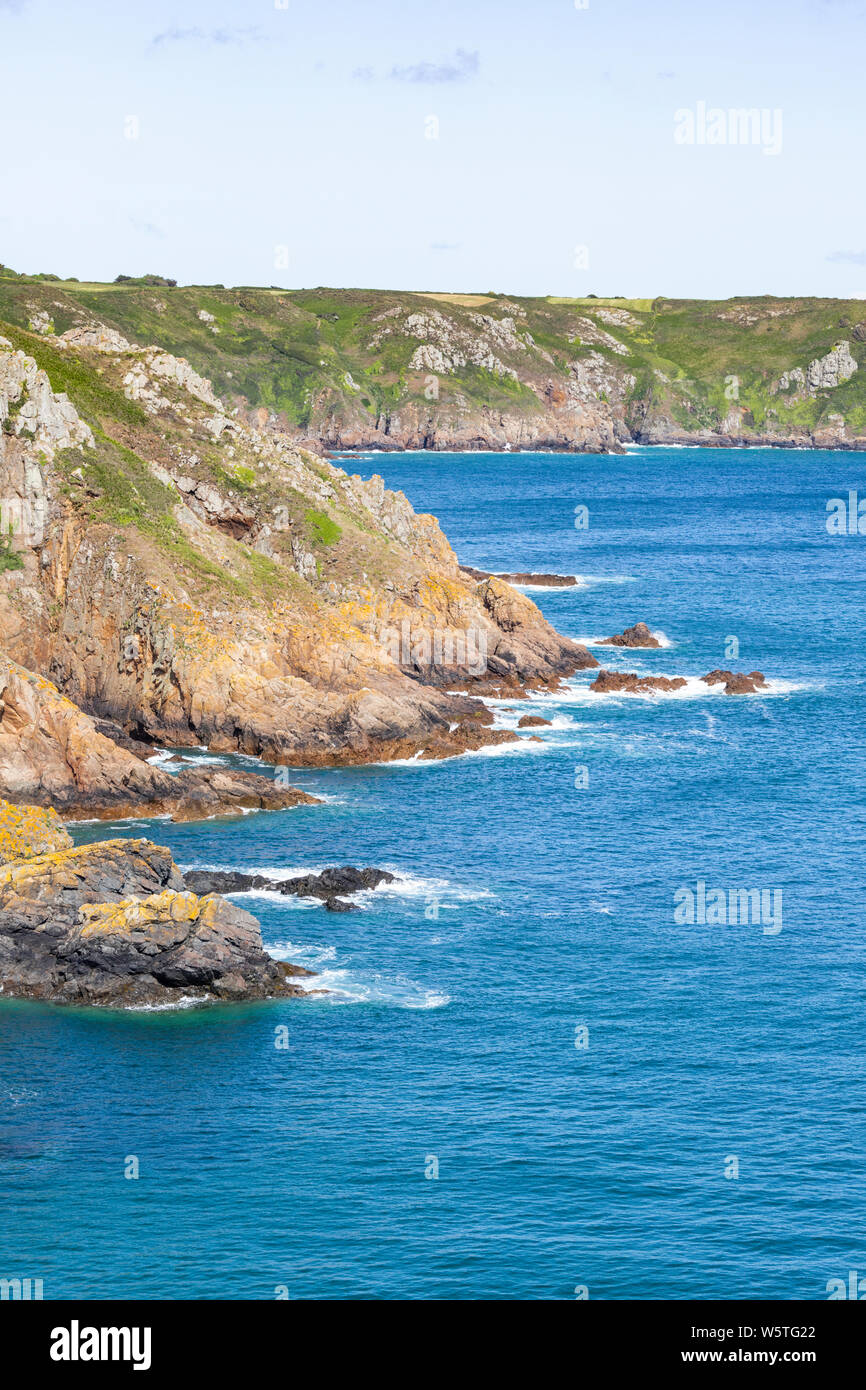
[2,446,866,1301]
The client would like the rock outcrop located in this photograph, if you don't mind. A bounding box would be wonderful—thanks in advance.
[590,670,687,694]
[701,669,768,695]
[460,566,578,587]
[0,799,72,861]
[0,833,310,1006]
[589,668,770,695]
[599,622,661,648]
[184,864,396,913]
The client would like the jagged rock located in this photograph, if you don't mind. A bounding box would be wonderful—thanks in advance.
[58,324,135,353]
[701,669,768,694]
[590,669,687,694]
[0,838,311,1005]
[599,622,661,648]
[807,342,857,392]
[0,346,93,456]
[184,864,395,900]
[517,714,551,728]
[774,342,858,398]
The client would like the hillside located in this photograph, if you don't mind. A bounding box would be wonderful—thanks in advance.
[0,278,598,815]
[1,268,865,450]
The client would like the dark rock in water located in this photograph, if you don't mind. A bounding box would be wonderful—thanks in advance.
[702,669,768,695]
[183,868,273,895]
[461,566,577,587]
[590,669,687,694]
[184,864,396,905]
[599,622,661,649]
[0,839,312,1006]
[324,897,357,912]
[517,714,552,728]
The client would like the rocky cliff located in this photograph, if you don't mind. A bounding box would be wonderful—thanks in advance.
[0,308,594,813]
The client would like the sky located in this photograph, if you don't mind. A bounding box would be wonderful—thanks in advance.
[0,0,864,298]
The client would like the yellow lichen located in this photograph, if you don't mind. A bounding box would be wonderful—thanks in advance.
[0,799,73,866]
[77,889,206,935]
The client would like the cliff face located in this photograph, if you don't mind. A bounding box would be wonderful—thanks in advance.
[0,319,593,810]
[2,276,864,453]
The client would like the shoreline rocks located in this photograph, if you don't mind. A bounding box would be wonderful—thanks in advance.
[0,652,319,819]
[590,667,770,696]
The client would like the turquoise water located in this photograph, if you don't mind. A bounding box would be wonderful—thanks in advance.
[2,446,866,1301]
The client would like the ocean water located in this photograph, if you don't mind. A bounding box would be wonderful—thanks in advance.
[2,446,866,1301]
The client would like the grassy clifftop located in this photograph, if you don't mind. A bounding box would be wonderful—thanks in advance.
[1,267,865,447]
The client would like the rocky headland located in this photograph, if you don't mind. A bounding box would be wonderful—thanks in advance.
[0,801,311,1006]
[0,322,596,817]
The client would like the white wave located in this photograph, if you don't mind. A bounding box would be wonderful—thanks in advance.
[499,673,814,707]
[126,993,211,1012]
[293,968,450,1009]
[146,749,180,768]
[374,870,493,903]
[488,707,578,731]
[511,580,582,593]
[573,573,637,586]
[269,940,338,969]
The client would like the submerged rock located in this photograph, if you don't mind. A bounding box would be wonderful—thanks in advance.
[599,622,661,649]
[0,836,311,1006]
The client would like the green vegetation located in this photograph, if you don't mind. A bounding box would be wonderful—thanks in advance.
[0,527,24,572]
[2,269,865,462]
[305,508,342,547]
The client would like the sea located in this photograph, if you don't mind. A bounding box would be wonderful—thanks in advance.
[2,445,865,1300]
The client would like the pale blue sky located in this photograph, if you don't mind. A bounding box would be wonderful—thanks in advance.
[1,0,864,297]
